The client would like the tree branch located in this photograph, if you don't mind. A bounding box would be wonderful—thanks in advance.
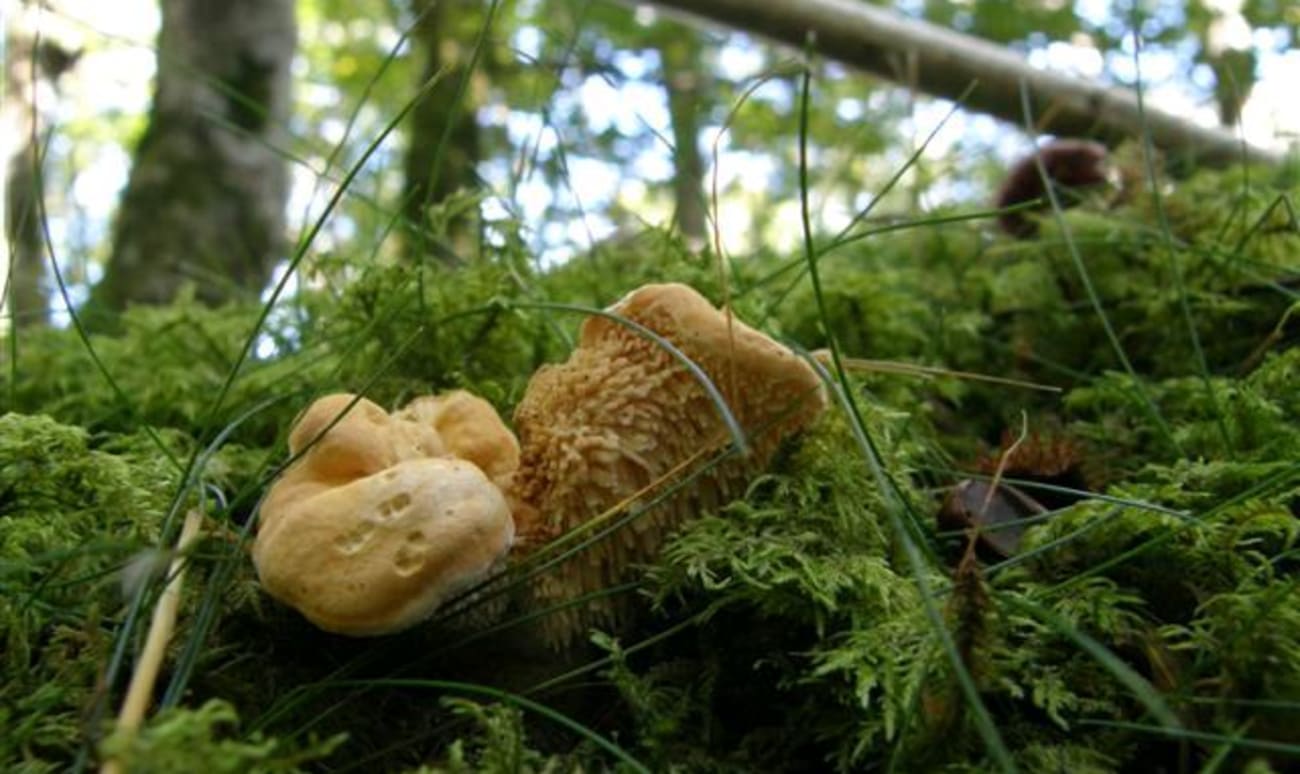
[646,0,1285,167]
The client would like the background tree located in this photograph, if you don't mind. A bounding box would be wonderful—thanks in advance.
[4,19,47,330]
[5,0,1296,320]
[3,11,79,329]
[85,0,296,323]
[401,0,496,262]
[657,25,709,242]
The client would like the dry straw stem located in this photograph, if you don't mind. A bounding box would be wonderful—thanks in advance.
[982,411,1029,514]
[810,349,1062,393]
[101,508,205,774]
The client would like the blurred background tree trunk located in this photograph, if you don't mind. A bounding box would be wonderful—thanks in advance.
[2,16,78,329]
[401,0,487,263]
[658,28,708,243]
[87,0,296,325]
[4,140,45,329]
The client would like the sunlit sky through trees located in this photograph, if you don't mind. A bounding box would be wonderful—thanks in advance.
[3,0,1299,325]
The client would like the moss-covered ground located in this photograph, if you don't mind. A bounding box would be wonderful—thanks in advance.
[3,162,1300,772]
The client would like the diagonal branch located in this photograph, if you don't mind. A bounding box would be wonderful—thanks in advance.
[644,0,1285,167]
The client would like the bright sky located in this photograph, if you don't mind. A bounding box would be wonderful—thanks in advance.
[3,0,1299,324]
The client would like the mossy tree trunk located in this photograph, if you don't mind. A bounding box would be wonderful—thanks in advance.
[659,29,709,243]
[88,0,296,324]
[401,0,485,264]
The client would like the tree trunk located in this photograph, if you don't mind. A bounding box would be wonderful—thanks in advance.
[1208,49,1254,127]
[402,0,484,263]
[659,29,709,242]
[645,0,1284,167]
[2,19,68,329]
[89,0,296,322]
[4,143,45,328]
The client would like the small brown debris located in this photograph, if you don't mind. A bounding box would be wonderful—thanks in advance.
[976,429,1092,511]
[937,479,1047,558]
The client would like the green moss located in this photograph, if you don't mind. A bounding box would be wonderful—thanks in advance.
[1055,347,1300,489]
[5,165,1300,771]
[308,250,567,412]
[98,700,343,773]
[415,698,583,773]
[537,228,726,313]
[0,296,330,446]
[0,413,175,768]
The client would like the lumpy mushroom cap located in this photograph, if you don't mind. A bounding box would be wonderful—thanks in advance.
[511,282,826,647]
[254,391,517,636]
[396,391,520,487]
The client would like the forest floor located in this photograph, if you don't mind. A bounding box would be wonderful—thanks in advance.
[3,158,1300,772]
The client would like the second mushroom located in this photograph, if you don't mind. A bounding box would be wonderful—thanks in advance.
[509,282,826,648]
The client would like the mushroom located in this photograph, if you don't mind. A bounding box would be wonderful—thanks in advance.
[511,282,827,648]
[995,138,1111,237]
[394,390,521,492]
[254,391,518,636]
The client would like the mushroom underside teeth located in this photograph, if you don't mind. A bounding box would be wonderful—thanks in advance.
[510,283,826,649]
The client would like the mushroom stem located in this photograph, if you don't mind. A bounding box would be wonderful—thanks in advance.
[101,508,204,774]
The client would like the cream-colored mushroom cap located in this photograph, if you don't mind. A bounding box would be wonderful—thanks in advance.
[511,282,826,648]
[254,392,517,636]
[395,390,520,489]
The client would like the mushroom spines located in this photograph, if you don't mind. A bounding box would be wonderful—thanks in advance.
[586,283,826,423]
[510,282,826,648]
